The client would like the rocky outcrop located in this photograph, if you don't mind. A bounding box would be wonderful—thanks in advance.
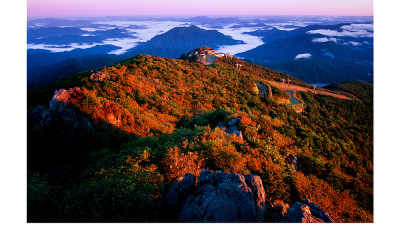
[287,154,300,171]
[281,199,333,223]
[29,88,94,146]
[167,170,266,222]
[303,199,333,223]
[30,105,50,128]
[244,174,266,222]
[165,170,333,223]
[216,117,243,138]
[49,87,82,112]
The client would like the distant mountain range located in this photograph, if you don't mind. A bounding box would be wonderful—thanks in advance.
[27,22,373,90]
[28,25,243,90]
[28,27,132,45]
[237,23,373,84]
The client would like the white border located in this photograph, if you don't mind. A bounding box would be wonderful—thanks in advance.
[2,0,400,249]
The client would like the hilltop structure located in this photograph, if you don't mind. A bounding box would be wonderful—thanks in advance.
[180,46,225,65]
[90,71,108,82]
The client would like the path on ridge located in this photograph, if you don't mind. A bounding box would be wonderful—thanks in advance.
[264,80,354,100]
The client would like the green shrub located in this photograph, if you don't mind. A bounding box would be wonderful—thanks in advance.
[27,173,56,222]
[63,151,165,222]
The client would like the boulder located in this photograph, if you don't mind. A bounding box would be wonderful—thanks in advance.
[245,174,266,222]
[303,199,333,223]
[167,169,267,222]
[49,89,68,112]
[215,117,243,139]
[229,125,243,138]
[281,200,333,223]
[178,173,196,201]
[228,117,241,127]
[166,173,197,208]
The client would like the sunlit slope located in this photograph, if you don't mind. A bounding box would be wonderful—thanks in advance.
[28,54,372,222]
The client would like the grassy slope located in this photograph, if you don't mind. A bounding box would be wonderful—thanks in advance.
[27,55,373,222]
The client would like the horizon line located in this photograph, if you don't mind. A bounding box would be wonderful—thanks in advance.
[27,14,374,19]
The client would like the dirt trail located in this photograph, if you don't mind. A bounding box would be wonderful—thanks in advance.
[265,80,353,100]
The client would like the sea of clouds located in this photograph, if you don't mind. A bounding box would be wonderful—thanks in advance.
[27,18,373,56]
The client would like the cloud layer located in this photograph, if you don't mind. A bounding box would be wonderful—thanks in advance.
[312,37,337,43]
[294,53,312,60]
[307,23,373,38]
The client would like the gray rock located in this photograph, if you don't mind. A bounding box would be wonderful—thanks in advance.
[229,126,243,138]
[195,169,215,193]
[59,108,76,120]
[228,117,241,127]
[49,89,68,112]
[49,99,66,112]
[245,174,267,222]
[31,105,49,126]
[57,109,77,132]
[216,117,243,138]
[303,199,333,223]
[169,169,266,222]
[281,200,332,223]
[178,173,196,202]
[41,112,53,129]
[281,202,323,223]
[216,122,226,130]
[49,88,81,112]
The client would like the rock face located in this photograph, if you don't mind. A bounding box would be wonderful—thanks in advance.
[303,199,333,223]
[281,199,333,223]
[29,88,94,146]
[165,170,333,223]
[31,105,50,127]
[244,174,267,222]
[49,87,81,112]
[167,170,266,222]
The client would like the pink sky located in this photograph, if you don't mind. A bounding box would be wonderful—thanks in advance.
[28,0,373,17]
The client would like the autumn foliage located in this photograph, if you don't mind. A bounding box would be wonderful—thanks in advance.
[28,54,373,222]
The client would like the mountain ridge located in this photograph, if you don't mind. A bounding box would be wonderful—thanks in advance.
[238,23,373,84]
[124,25,243,59]
[28,53,373,222]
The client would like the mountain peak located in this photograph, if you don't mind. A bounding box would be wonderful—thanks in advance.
[125,25,243,59]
